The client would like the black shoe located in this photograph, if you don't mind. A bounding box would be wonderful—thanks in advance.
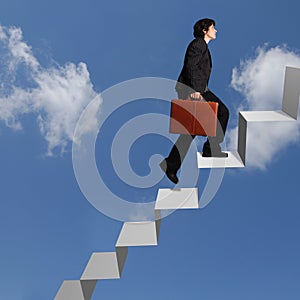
[159,160,179,184]
[166,171,179,184]
[202,151,228,158]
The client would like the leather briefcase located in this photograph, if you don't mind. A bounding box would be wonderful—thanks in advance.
[169,99,218,136]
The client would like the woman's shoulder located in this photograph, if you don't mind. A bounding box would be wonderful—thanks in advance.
[188,37,207,50]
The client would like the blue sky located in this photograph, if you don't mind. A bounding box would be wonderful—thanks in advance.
[1,0,300,299]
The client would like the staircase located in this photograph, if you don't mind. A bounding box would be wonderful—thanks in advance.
[54,66,300,299]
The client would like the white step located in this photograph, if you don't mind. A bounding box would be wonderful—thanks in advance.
[116,222,158,247]
[155,188,198,210]
[81,252,121,280]
[240,110,294,122]
[54,280,96,300]
[197,151,244,168]
[282,66,300,119]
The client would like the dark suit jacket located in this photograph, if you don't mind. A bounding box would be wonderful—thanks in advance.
[175,37,212,98]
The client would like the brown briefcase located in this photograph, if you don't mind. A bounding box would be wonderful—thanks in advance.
[169,99,219,136]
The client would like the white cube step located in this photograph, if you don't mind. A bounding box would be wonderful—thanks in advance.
[116,222,158,247]
[240,110,295,122]
[155,188,198,210]
[81,252,121,280]
[197,151,244,168]
[55,280,97,300]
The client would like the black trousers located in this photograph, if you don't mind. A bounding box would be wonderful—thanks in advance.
[165,90,229,173]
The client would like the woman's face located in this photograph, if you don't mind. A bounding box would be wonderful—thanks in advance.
[204,24,217,40]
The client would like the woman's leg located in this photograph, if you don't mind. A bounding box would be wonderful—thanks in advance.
[201,91,229,155]
[165,134,196,173]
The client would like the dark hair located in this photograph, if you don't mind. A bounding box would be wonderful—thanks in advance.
[193,18,216,38]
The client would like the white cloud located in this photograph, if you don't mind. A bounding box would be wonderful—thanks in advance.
[0,25,102,155]
[228,45,300,170]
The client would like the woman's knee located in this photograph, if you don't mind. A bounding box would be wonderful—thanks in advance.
[218,102,229,117]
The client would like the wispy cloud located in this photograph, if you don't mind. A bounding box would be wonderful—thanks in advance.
[228,45,300,170]
[0,25,102,155]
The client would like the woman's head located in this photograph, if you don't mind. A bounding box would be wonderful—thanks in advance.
[193,18,216,39]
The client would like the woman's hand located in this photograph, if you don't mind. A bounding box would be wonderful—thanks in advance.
[190,92,203,100]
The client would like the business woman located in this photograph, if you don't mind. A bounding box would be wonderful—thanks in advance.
[161,18,229,184]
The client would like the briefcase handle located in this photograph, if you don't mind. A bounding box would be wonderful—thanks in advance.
[187,94,206,101]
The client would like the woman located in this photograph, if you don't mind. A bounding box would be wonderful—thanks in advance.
[161,18,229,184]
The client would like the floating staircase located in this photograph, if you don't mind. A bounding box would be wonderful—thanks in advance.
[55,188,198,299]
[55,66,300,299]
